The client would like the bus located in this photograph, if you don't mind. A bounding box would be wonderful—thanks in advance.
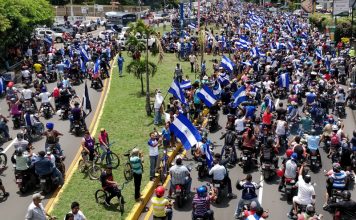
[105,12,137,27]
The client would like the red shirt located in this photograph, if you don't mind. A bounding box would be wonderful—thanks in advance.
[262,111,273,125]
[98,132,108,145]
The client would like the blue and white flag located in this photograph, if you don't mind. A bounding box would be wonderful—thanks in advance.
[80,47,90,62]
[244,22,252,30]
[188,23,197,29]
[169,114,202,150]
[232,85,247,108]
[80,58,86,72]
[93,58,100,76]
[250,47,260,58]
[286,21,292,33]
[257,31,263,44]
[213,80,222,97]
[0,77,4,95]
[220,55,235,73]
[265,96,275,112]
[315,49,323,60]
[287,41,294,49]
[197,85,217,108]
[241,60,253,66]
[204,142,214,168]
[180,80,192,90]
[64,59,71,69]
[278,73,290,88]
[239,36,251,46]
[44,34,52,46]
[168,80,187,105]
[325,56,331,70]
[218,72,230,86]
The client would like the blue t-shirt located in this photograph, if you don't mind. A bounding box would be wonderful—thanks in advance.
[117,57,124,66]
[161,128,170,141]
[245,106,256,118]
[307,135,320,151]
[306,92,316,104]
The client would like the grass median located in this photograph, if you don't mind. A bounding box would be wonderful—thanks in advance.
[50,51,215,219]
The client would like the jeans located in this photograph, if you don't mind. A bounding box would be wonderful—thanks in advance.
[118,65,123,76]
[169,177,192,195]
[100,144,109,163]
[153,208,172,220]
[0,122,10,139]
[105,186,122,203]
[235,197,260,217]
[154,108,162,125]
[52,167,64,185]
[133,172,142,199]
[150,155,158,179]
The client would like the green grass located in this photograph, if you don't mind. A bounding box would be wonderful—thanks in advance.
[50,49,216,219]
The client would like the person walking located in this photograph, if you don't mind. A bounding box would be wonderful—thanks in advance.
[130,148,143,201]
[117,53,124,77]
[25,193,53,220]
[174,63,183,82]
[67,201,86,220]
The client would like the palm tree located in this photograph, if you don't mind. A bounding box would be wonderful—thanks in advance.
[128,19,164,116]
[125,35,146,60]
[126,59,157,95]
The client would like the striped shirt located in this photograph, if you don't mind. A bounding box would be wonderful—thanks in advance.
[332,171,346,189]
[192,195,210,216]
[151,197,169,217]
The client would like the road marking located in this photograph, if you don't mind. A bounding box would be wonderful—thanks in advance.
[258,174,264,205]
[3,139,17,153]
[45,55,117,213]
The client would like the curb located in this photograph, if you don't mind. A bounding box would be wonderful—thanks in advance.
[45,56,116,213]
[125,144,183,220]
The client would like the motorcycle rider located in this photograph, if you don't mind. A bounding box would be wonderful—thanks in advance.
[287,101,299,122]
[235,174,261,218]
[24,111,43,136]
[334,87,346,113]
[34,150,63,186]
[324,190,356,217]
[192,186,214,220]
[279,153,298,191]
[220,128,238,164]
[274,115,288,151]
[21,84,37,111]
[6,81,19,110]
[43,122,63,155]
[168,157,191,198]
[260,138,278,169]
[0,113,11,141]
[208,158,235,199]
[300,112,313,134]
[241,128,257,162]
[306,129,322,166]
[324,163,348,208]
[100,57,110,78]
[38,87,55,115]
[152,186,172,220]
[297,204,323,220]
[81,131,96,163]
[288,165,316,219]
[69,101,87,132]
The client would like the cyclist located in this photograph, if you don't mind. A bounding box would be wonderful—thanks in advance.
[81,131,96,163]
[152,186,172,220]
[100,165,124,207]
[192,186,214,220]
[98,128,110,164]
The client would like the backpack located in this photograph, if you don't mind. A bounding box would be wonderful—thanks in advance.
[331,133,339,146]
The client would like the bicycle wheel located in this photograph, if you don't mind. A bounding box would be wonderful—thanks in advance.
[118,196,125,215]
[106,152,120,169]
[95,189,107,204]
[78,160,86,173]
[0,153,7,167]
[95,144,103,156]
[123,163,133,181]
[88,165,102,180]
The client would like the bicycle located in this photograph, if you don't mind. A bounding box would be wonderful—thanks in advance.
[95,182,126,215]
[94,142,120,169]
[123,148,143,181]
[78,151,102,180]
[0,147,7,168]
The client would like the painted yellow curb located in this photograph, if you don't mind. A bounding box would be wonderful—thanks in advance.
[45,56,116,213]
[126,144,185,220]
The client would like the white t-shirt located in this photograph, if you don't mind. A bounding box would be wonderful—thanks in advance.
[22,70,31,78]
[148,139,159,156]
[284,159,297,179]
[263,80,273,91]
[22,89,33,100]
[234,117,245,132]
[14,139,29,150]
[295,175,315,205]
[39,92,51,103]
[209,164,226,181]
[65,210,86,220]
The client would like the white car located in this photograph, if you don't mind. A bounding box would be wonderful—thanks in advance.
[316,5,323,11]
[35,28,63,43]
[79,20,97,33]
[135,33,156,48]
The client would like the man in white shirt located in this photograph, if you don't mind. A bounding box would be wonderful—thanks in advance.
[26,193,53,220]
[66,201,87,220]
[38,89,55,114]
[289,165,315,218]
[234,116,245,134]
[209,156,235,198]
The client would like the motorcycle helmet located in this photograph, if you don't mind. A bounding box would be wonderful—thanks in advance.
[291,153,298,160]
[17,132,24,141]
[328,115,334,124]
[286,149,293,158]
[7,81,14,88]
[155,186,165,197]
[342,190,351,201]
[46,122,54,130]
[41,87,47,93]
[310,129,316,136]
[332,125,338,131]
[15,147,24,156]
[304,174,311,184]
[197,186,207,197]
[305,204,315,216]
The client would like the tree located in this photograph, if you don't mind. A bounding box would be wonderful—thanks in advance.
[0,0,54,54]
[128,20,164,116]
[126,59,157,95]
[126,35,146,60]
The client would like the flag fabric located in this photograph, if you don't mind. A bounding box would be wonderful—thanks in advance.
[325,56,331,70]
[169,114,202,150]
[241,60,253,66]
[168,80,187,105]
[287,41,294,49]
[180,80,192,90]
[315,49,323,60]
[188,23,197,29]
[82,82,92,117]
[220,55,235,73]
[64,59,71,69]
[213,80,222,97]
[250,47,260,58]
[0,77,4,95]
[93,58,100,76]
[232,85,247,108]
[197,85,217,108]
[244,22,252,30]
[218,72,230,86]
[204,142,213,168]
[278,73,290,88]
[44,34,52,46]
[80,58,86,72]
[265,96,275,112]
[80,47,90,62]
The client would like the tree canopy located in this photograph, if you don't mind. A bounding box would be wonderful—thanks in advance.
[0,0,54,50]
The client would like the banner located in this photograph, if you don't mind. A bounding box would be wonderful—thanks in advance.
[333,0,350,16]
[301,0,313,13]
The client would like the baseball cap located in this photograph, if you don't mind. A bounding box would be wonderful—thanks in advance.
[33,193,44,200]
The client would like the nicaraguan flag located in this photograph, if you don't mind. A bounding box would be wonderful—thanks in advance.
[0,77,4,95]
[80,47,90,62]
[241,60,252,66]
[244,22,252,30]
[315,49,323,60]
[44,34,52,46]
[169,114,202,150]
[257,31,262,44]
[188,23,197,29]
[270,42,276,49]
[325,56,331,70]
[213,80,222,98]
[168,80,187,105]
[278,73,290,88]
[93,58,100,76]
[301,41,307,48]
[265,96,275,112]
[220,55,235,73]
[64,59,71,69]
[180,80,191,90]
[250,47,260,58]
[239,36,251,45]
[286,21,292,33]
[80,58,86,72]
[218,72,230,86]
[82,82,92,117]
[204,142,213,168]
[197,85,217,108]
[232,85,247,108]
[287,41,294,49]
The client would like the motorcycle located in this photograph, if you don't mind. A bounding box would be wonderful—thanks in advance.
[240,149,255,173]
[73,120,84,136]
[307,150,321,172]
[59,105,70,120]
[12,114,22,129]
[196,157,209,179]
[174,184,188,208]
[47,70,57,83]
[335,103,346,118]
[208,114,219,132]
[323,136,332,153]
[284,177,298,201]
[42,103,52,119]
[15,169,37,194]
[39,173,58,194]
[91,77,102,90]
[22,76,32,87]
[261,161,276,181]
[338,73,347,85]
[210,180,226,204]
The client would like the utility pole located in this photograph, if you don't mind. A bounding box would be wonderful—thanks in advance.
[70,0,74,19]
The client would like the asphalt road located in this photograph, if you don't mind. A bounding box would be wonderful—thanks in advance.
[140,97,356,220]
[0,28,106,220]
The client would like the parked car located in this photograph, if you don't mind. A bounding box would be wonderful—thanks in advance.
[35,28,63,43]
[79,20,97,33]
[52,26,76,38]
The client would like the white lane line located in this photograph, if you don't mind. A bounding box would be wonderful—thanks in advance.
[3,139,16,153]
[258,174,264,205]
[275,98,280,109]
